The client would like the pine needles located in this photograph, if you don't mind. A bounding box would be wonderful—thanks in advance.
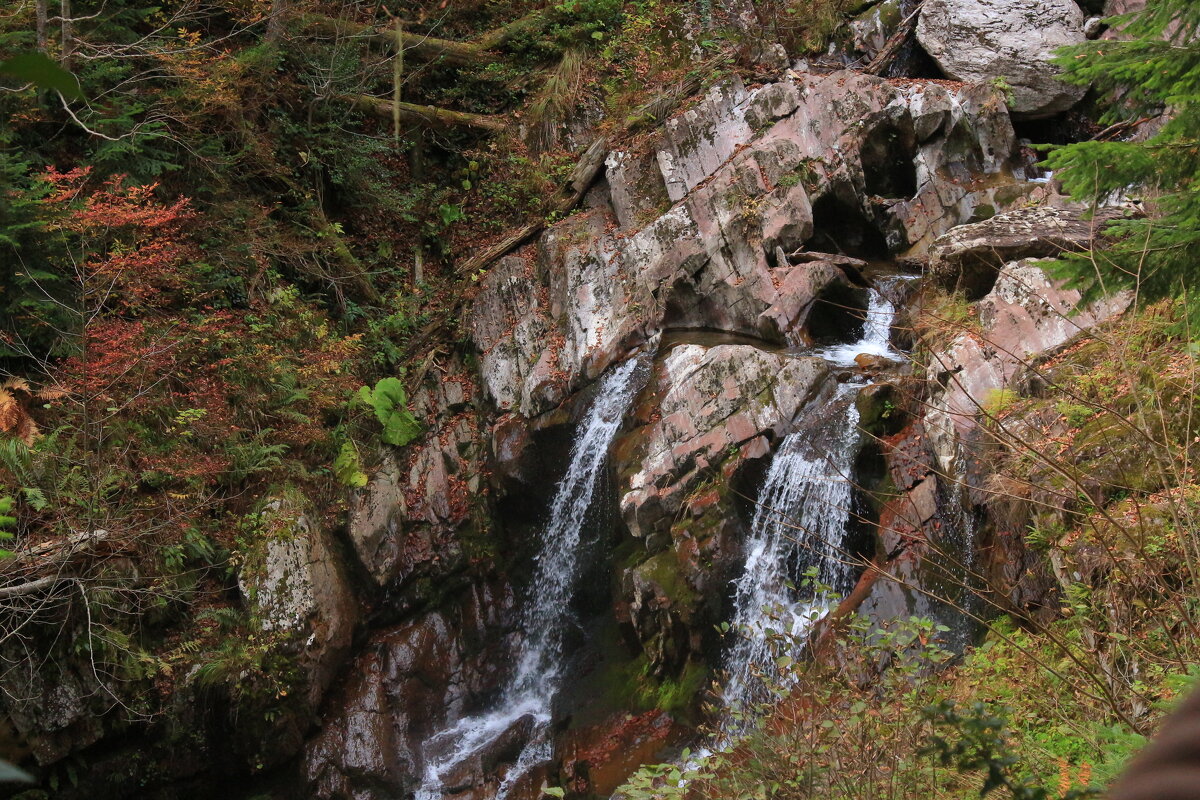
[1045,0,1200,328]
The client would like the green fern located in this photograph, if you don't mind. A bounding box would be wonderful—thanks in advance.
[0,495,14,557]
[332,440,369,488]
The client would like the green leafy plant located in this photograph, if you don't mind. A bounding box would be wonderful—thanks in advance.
[357,377,422,447]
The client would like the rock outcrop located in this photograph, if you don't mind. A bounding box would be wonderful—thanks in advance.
[928,204,1129,299]
[916,0,1088,118]
[348,355,490,594]
[470,70,1032,418]
[928,258,1131,443]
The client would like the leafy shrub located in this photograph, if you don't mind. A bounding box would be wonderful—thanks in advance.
[358,377,422,447]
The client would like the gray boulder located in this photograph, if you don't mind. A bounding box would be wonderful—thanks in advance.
[928,204,1129,299]
[916,0,1088,119]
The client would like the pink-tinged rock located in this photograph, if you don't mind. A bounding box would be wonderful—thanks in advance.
[744,80,801,130]
[605,147,672,230]
[616,344,830,540]
[469,254,550,413]
[349,359,487,588]
[930,258,1131,441]
[656,79,754,201]
[757,256,849,342]
[901,476,940,527]
[470,67,1035,420]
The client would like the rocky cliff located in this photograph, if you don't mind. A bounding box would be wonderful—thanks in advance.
[0,0,1150,797]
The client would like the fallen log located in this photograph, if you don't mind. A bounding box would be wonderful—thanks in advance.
[455,135,609,276]
[0,530,108,575]
[345,94,506,133]
[299,8,549,67]
[863,3,923,76]
[300,14,488,66]
[0,575,67,600]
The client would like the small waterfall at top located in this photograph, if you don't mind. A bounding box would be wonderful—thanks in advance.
[415,357,645,800]
[720,386,861,717]
[815,275,906,368]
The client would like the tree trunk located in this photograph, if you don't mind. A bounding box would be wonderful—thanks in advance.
[36,0,48,52]
[59,0,74,68]
[265,0,288,43]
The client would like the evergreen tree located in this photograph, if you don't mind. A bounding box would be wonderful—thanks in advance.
[1046,1,1200,319]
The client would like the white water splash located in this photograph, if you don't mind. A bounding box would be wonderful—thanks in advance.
[815,277,908,367]
[415,357,644,800]
[720,387,861,717]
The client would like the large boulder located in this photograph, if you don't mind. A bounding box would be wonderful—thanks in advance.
[916,0,1088,119]
[238,492,357,709]
[928,204,1129,300]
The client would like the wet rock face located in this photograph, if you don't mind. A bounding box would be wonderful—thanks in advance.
[916,0,1088,119]
[615,344,831,545]
[303,579,517,799]
[611,343,833,675]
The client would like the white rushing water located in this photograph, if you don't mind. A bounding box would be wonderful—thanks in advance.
[721,278,910,720]
[814,276,906,368]
[720,386,861,718]
[415,357,644,800]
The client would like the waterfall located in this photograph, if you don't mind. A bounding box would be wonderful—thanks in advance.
[415,357,644,800]
[815,276,905,367]
[720,387,861,717]
[721,278,909,720]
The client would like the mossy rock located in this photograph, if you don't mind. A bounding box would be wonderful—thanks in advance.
[856,382,907,438]
[634,551,701,610]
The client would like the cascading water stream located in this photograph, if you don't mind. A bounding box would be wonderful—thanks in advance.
[720,387,861,718]
[815,275,906,367]
[414,357,644,800]
[719,277,910,726]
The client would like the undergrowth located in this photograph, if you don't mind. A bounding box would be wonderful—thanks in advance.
[610,296,1200,799]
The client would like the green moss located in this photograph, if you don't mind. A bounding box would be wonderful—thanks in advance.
[600,651,710,720]
[637,551,700,608]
